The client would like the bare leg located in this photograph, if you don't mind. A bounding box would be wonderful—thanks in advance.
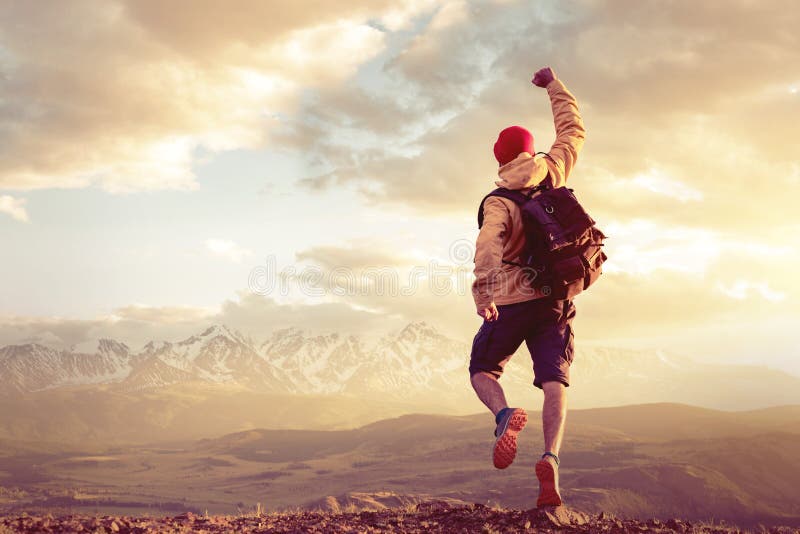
[470,371,508,416]
[535,381,567,507]
[541,381,567,456]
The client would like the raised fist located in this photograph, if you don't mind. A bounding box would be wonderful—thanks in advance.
[531,67,556,88]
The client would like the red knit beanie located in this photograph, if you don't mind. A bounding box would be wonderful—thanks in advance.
[493,125,534,166]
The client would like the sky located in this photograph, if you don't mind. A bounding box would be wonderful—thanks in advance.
[1,0,799,374]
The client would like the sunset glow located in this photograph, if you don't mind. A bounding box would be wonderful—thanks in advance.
[1,0,797,376]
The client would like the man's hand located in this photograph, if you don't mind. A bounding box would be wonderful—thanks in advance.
[531,66,556,88]
[478,302,499,322]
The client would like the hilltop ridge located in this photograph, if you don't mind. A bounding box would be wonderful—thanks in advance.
[2,501,798,533]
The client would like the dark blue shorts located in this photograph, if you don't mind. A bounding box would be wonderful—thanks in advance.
[469,298,576,389]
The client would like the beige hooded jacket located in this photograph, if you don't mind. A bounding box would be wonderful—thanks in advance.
[472,78,586,313]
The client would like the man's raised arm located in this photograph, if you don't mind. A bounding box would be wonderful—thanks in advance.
[532,67,586,187]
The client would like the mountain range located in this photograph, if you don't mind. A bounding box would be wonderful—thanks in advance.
[0,323,465,399]
[2,322,798,411]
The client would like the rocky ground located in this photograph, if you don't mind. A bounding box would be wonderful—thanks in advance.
[1,502,798,533]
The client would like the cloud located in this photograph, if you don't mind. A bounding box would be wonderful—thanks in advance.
[600,219,720,276]
[205,239,253,263]
[7,0,796,224]
[295,243,413,270]
[0,0,421,193]
[628,169,703,203]
[111,304,216,324]
[117,0,407,56]
[0,293,402,350]
[216,292,402,337]
[0,195,28,221]
[268,0,799,237]
[262,232,800,348]
[0,316,96,349]
[0,304,218,350]
[716,280,787,302]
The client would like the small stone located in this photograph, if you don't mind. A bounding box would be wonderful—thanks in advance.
[110,520,120,532]
[666,518,683,530]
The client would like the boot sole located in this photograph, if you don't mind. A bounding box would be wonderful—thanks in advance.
[492,408,528,469]
[535,458,563,507]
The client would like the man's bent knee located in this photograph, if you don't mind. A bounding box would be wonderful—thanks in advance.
[470,369,501,381]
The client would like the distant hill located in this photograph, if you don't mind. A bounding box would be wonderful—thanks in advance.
[1,403,799,529]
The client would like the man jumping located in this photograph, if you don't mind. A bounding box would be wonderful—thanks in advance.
[469,66,585,508]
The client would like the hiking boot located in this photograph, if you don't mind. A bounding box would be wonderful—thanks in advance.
[535,453,563,507]
[492,407,527,469]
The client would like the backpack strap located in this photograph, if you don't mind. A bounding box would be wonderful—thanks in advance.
[477,188,529,228]
[477,179,553,229]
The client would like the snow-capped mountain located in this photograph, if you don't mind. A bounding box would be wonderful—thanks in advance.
[343,322,475,396]
[0,322,466,396]
[260,328,368,394]
[0,340,137,393]
[2,322,800,410]
[133,325,290,392]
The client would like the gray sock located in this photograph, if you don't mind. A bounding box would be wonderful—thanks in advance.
[542,451,560,466]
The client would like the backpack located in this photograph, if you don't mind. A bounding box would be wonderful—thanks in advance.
[477,162,608,300]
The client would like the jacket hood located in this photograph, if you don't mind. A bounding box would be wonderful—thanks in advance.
[494,151,551,190]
